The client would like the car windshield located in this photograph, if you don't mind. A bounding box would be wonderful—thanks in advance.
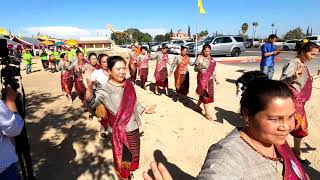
[307,36,318,40]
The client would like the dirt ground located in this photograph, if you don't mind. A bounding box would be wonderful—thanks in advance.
[21,53,320,180]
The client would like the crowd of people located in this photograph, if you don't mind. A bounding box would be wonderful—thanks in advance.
[1,34,319,180]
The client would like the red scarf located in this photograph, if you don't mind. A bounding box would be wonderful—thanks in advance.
[196,57,216,95]
[105,80,137,177]
[155,53,168,81]
[276,142,307,180]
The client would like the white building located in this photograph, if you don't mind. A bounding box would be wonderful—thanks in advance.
[78,37,112,51]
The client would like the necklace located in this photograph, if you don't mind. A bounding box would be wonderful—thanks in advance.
[240,135,283,179]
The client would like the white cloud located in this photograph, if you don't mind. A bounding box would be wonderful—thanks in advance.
[22,26,167,39]
[23,26,113,39]
[140,28,167,37]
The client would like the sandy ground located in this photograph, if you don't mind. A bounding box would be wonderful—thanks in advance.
[21,52,320,180]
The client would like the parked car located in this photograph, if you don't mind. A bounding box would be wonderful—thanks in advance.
[282,39,300,51]
[151,41,167,52]
[188,35,246,57]
[245,38,260,48]
[171,42,194,54]
[306,35,320,45]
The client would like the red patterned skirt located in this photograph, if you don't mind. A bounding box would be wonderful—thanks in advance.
[176,72,189,96]
[129,63,137,81]
[199,79,214,104]
[115,129,140,179]
[74,77,86,102]
[155,68,168,88]
[139,68,148,87]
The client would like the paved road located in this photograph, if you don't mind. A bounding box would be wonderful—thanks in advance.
[224,50,320,75]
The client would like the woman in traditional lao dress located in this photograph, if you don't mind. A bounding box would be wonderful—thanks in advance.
[85,56,156,180]
[169,46,193,101]
[137,46,150,90]
[152,44,169,96]
[280,41,319,161]
[58,53,74,103]
[194,44,219,120]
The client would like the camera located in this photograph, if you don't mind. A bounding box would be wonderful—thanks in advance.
[0,39,22,94]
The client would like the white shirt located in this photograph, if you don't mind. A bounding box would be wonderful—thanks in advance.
[0,100,24,173]
[90,69,109,88]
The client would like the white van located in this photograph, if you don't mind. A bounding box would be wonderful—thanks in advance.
[307,35,320,45]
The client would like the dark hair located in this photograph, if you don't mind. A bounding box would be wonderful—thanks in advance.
[141,46,148,51]
[107,56,126,70]
[161,44,168,49]
[88,52,97,60]
[181,46,188,52]
[236,71,269,92]
[296,41,319,56]
[98,54,109,64]
[60,53,67,59]
[268,34,278,41]
[240,80,294,117]
[76,50,83,55]
[201,44,211,54]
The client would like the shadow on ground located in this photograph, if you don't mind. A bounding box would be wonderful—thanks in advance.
[25,91,115,180]
[214,107,244,127]
[146,150,196,180]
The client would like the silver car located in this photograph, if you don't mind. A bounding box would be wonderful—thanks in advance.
[188,36,246,57]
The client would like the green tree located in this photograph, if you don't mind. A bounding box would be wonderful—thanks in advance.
[271,23,275,34]
[111,28,154,44]
[154,35,165,42]
[252,22,259,40]
[111,32,126,45]
[141,33,152,42]
[283,27,305,40]
[241,23,249,34]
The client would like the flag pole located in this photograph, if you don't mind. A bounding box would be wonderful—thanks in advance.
[195,4,198,58]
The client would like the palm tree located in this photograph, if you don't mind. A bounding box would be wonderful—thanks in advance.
[252,22,259,40]
[241,23,249,34]
[271,23,275,34]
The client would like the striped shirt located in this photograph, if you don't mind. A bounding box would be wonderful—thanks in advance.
[0,100,24,174]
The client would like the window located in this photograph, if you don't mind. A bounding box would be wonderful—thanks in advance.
[287,40,295,43]
[204,37,214,44]
[307,36,318,40]
[176,40,184,44]
[222,37,232,43]
[233,36,244,42]
[214,38,223,44]
[95,44,102,48]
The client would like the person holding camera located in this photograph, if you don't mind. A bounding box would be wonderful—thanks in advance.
[0,86,24,180]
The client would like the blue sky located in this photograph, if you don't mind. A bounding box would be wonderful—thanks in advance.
[1,0,319,39]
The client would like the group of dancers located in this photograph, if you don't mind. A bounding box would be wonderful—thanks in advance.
[128,43,219,120]
[56,39,319,179]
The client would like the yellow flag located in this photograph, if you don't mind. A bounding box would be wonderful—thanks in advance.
[198,0,206,14]
[18,32,23,39]
[0,28,9,35]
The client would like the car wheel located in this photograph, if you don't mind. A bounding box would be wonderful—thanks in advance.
[283,46,289,51]
[231,48,241,57]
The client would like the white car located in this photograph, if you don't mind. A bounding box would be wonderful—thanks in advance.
[171,42,194,54]
[282,40,300,51]
[307,35,320,45]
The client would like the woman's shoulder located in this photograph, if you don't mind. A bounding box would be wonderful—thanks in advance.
[198,129,247,179]
[203,129,250,165]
